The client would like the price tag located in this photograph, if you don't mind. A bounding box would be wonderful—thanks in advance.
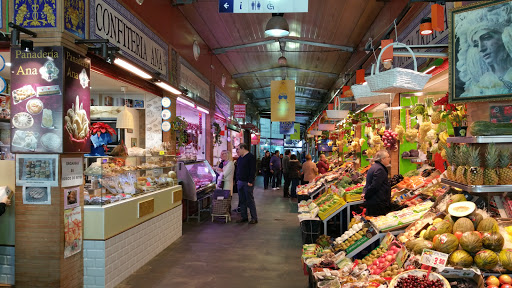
[159,151,165,155]
[421,249,448,271]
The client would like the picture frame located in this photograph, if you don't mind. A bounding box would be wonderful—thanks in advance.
[449,0,512,103]
[22,185,51,205]
[64,186,80,209]
[16,154,59,187]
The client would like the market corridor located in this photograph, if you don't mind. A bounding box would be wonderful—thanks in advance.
[117,176,307,288]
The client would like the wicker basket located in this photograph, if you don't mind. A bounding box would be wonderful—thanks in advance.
[351,83,394,105]
[325,96,349,119]
[310,130,322,136]
[318,123,335,131]
[366,42,432,93]
[211,198,232,223]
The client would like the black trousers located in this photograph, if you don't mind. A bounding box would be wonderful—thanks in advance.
[263,170,271,189]
[283,172,291,197]
[365,203,391,216]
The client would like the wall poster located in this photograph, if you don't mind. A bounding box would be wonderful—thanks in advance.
[64,186,80,209]
[64,206,82,258]
[16,154,59,187]
[22,185,51,205]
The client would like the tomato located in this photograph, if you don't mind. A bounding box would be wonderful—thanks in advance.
[500,274,512,284]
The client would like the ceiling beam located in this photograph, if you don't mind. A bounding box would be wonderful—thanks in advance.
[279,38,353,52]
[233,67,338,79]
[245,85,328,93]
[212,40,277,55]
[253,95,323,102]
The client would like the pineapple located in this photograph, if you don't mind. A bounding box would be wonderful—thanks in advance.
[498,149,512,185]
[431,111,442,124]
[467,146,483,186]
[484,143,499,185]
[443,144,455,180]
[456,145,468,184]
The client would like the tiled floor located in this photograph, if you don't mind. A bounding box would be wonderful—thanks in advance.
[117,176,307,288]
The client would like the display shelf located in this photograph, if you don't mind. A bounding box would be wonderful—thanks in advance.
[322,200,364,236]
[85,166,176,176]
[441,178,512,193]
[447,135,512,143]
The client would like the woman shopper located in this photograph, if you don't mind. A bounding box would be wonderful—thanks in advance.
[288,154,302,199]
[215,150,234,195]
[302,154,318,185]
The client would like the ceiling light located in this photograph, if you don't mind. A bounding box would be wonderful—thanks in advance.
[5,63,11,67]
[113,58,152,79]
[278,55,287,66]
[265,14,290,38]
[420,17,433,36]
[196,106,210,114]
[155,81,182,95]
[177,97,195,108]
[116,106,134,129]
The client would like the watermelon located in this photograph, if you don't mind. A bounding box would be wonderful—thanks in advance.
[448,250,473,268]
[412,240,434,255]
[453,217,475,233]
[482,232,504,252]
[477,218,499,233]
[499,249,512,271]
[460,231,483,254]
[433,233,459,254]
[474,249,499,270]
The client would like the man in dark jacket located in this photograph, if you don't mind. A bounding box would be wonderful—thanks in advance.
[270,150,281,190]
[261,151,271,189]
[236,143,258,224]
[363,150,391,216]
[282,150,291,197]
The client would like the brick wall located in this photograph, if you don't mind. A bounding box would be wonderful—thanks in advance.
[84,205,182,288]
[0,246,14,285]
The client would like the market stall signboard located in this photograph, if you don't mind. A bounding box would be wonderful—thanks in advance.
[10,47,91,153]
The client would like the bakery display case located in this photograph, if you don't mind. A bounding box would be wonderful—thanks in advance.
[177,160,216,201]
[84,155,178,206]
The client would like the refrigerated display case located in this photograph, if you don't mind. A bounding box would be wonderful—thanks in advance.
[177,160,216,201]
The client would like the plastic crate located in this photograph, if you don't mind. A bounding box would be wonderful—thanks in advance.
[318,200,346,220]
[345,193,362,202]
[300,219,322,245]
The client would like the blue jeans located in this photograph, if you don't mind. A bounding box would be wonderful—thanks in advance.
[237,181,258,221]
[291,178,300,198]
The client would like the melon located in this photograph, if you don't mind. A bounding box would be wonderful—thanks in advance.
[412,240,434,255]
[453,217,475,233]
[444,214,456,225]
[460,231,483,254]
[448,201,476,217]
[424,220,453,241]
[467,212,483,229]
[477,218,499,233]
[474,249,499,270]
[448,250,473,268]
[499,249,512,271]
[405,239,424,251]
[433,233,459,254]
[482,232,504,252]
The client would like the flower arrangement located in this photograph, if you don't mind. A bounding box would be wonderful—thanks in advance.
[212,122,222,146]
[89,122,117,155]
[171,116,189,148]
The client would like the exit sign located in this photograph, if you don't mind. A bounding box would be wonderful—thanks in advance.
[219,0,308,13]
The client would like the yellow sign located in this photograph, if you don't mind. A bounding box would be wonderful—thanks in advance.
[271,80,295,122]
[290,123,301,140]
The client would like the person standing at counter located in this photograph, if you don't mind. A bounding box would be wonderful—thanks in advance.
[261,151,271,190]
[302,154,318,185]
[363,150,392,216]
[215,150,234,195]
[270,150,281,190]
[0,195,11,216]
[317,154,329,174]
[236,143,258,224]
[288,154,302,199]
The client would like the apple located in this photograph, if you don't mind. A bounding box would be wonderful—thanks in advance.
[385,255,394,262]
[488,276,501,286]
[487,286,499,288]
[500,274,512,284]
[501,285,512,288]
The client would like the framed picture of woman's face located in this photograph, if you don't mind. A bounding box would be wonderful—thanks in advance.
[450,0,512,103]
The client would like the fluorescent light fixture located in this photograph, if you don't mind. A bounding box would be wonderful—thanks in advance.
[5,63,11,67]
[177,96,195,108]
[215,113,226,120]
[355,104,371,114]
[196,106,209,114]
[113,58,152,79]
[414,92,424,96]
[155,81,182,95]
[424,65,437,74]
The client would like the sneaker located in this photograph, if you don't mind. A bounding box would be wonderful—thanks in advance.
[272,188,277,190]
[276,187,280,190]
[248,219,258,224]
[236,218,248,223]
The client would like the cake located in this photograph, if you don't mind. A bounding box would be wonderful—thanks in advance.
[42,109,53,128]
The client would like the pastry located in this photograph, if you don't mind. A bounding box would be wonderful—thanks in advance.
[37,85,61,96]
[41,133,61,151]
[65,95,89,140]
[12,112,34,129]
[12,85,36,104]
[26,98,43,114]
[28,187,46,199]
[41,109,53,128]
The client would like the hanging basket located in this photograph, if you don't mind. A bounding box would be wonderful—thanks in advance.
[310,130,322,136]
[366,42,432,93]
[326,96,349,119]
[318,124,335,131]
[351,83,394,105]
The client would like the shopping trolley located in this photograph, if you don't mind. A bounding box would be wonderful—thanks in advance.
[211,189,232,223]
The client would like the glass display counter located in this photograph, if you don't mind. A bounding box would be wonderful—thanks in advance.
[176,160,216,201]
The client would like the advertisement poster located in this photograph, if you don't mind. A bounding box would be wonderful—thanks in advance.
[16,154,59,187]
[64,186,80,209]
[61,157,83,187]
[10,47,64,153]
[290,123,301,140]
[63,48,91,153]
[279,121,294,135]
[64,206,82,258]
[234,104,246,118]
[271,80,295,122]
[22,185,51,205]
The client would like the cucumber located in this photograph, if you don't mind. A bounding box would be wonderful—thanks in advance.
[468,121,512,136]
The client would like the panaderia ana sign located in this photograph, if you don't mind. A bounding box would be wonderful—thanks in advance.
[90,0,169,79]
